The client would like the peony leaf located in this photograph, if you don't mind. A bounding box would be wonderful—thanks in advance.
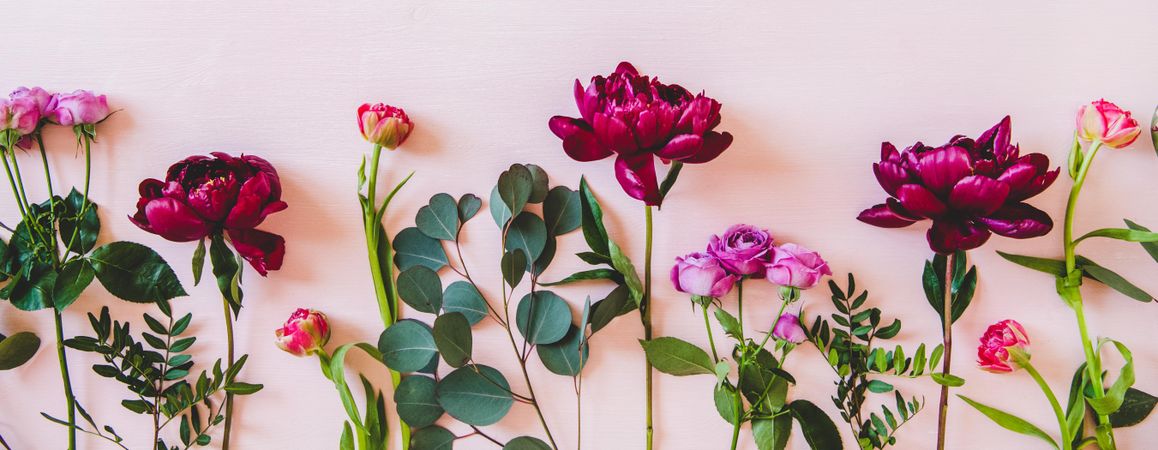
[959,395,1058,449]
[639,337,714,376]
[578,177,610,257]
[609,241,644,306]
[588,285,631,333]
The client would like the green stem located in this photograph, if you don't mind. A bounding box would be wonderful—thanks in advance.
[701,305,720,362]
[1064,142,1101,270]
[221,296,236,450]
[728,281,746,450]
[53,310,77,450]
[935,251,958,450]
[390,368,410,450]
[35,133,56,223]
[642,205,654,450]
[1022,360,1069,447]
[62,136,92,260]
[0,151,29,221]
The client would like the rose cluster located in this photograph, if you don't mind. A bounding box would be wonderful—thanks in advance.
[0,87,111,146]
[671,224,832,298]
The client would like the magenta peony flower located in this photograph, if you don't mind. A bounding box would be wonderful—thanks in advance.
[976,319,1030,373]
[671,252,738,298]
[130,152,287,275]
[275,308,330,357]
[771,313,806,344]
[857,117,1058,254]
[549,62,733,205]
[0,97,41,137]
[358,103,412,149]
[49,90,110,126]
[707,224,774,276]
[766,243,832,289]
[1076,99,1141,149]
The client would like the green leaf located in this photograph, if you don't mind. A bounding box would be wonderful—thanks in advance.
[393,227,449,271]
[959,395,1058,449]
[589,284,631,333]
[458,193,482,223]
[394,375,444,428]
[501,249,528,288]
[505,212,548,266]
[922,254,946,322]
[1109,388,1157,428]
[433,312,473,368]
[192,238,206,286]
[713,382,739,424]
[867,380,894,393]
[415,193,460,241]
[543,186,581,236]
[578,177,609,256]
[609,241,643,306]
[436,364,514,426]
[8,271,55,311]
[639,336,714,376]
[1077,257,1154,302]
[515,291,572,345]
[932,373,966,387]
[532,235,556,276]
[951,266,977,323]
[0,331,40,370]
[1123,219,1158,264]
[209,234,242,308]
[997,251,1066,277]
[53,259,94,311]
[752,415,792,450]
[503,436,551,450]
[410,425,455,450]
[340,422,354,450]
[1086,340,1135,415]
[443,281,488,325]
[497,164,533,217]
[378,320,437,372]
[89,241,187,303]
[537,324,588,376]
[789,399,844,450]
[658,161,684,201]
[714,308,742,340]
[223,382,263,395]
[540,268,621,286]
[396,266,443,314]
[873,319,901,340]
[489,186,513,228]
[524,164,550,204]
[1152,105,1158,157]
[59,188,99,254]
[1075,227,1158,244]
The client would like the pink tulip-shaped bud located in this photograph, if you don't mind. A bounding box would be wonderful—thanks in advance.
[976,319,1030,373]
[1076,99,1141,149]
[771,313,806,344]
[766,243,832,289]
[358,103,412,149]
[275,308,330,357]
[671,252,737,298]
[50,90,111,126]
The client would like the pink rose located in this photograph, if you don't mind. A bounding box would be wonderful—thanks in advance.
[1076,99,1141,149]
[50,90,111,126]
[358,103,412,149]
[0,97,41,136]
[275,308,330,357]
[671,252,737,298]
[707,224,774,276]
[771,313,806,344]
[765,243,832,289]
[10,87,56,118]
[977,319,1030,373]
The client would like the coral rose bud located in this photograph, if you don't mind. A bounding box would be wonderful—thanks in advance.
[358,103,412,149]
[1076,99,1141,149]
[275,308,330,357]
[976,319,1030,373]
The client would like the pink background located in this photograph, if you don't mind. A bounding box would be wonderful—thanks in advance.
[1,1,1157,449]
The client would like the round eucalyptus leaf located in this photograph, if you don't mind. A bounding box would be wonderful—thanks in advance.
[525,164,550,204]
[501,249,527,288]
[489,186,512,228]
[410,425,455,450]
[532,237,556,277]
[458,193,482,223]
[393,227,449,271]
[503,436,551,450]
[397,266,443,314]
[537,324,588,377]
[543,186,581,236]
[497,164,533,216]
[505,213,547,265]
[443,281,488,325]
[394,375,444,428]
[515,291,572,345]
[416,193,460,241]
[433,312,473,368]
[378,320,438,373]
[436,364,513,426]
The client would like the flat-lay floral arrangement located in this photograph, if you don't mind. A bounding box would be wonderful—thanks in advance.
[1,63,1156,450]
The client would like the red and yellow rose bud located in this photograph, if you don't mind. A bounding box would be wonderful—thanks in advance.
[1075,99,1141,149]
[358,103,412,149]
[275,308,330,357]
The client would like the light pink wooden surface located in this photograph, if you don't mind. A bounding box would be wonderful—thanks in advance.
[1,1,1156,449]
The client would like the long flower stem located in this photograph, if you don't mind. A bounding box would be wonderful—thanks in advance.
[1022,361,1069,447]
[62,136,92,260]
[728,281,746,450]
[642,205,654,450]
[221,297,236,450]
[935,251,958,450]
[701,305,720,362]
[53,310,77,450]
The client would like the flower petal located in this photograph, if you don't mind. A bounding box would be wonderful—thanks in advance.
[655,134,703,160]
[897,184,948,218]
[592,113,636,154]
[225,172,286,229]
[918,146,973,195]
[857,203,919,228]
[873,160,909,196]
[227,228,286,276]
[614,153,661,205]
[142,198,212,242]
[948,175,1010,215]
[680,131,732,164]
[550,116,612,162]
[977,203,1053,238]
[927,220,991,254]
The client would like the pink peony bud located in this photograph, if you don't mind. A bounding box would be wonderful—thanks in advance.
[1076,99,1141,149]
[671,252,737,298]
[50,90,110,126]
[976,319,1030,373]
[771,313,806,344]
[275,308,330,357]
[765,243,832,289]
[358,103,412,149]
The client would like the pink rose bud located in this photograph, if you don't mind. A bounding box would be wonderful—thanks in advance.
[50,90,111,126]
[1076,99,1141,149]
[0,97,41,137]
[358,103,412,149]
[771,313,806,344]
[765,243,832,289]
[275,308,330,357]
[671,251,737,298]
[976,319,1030,373]
[10,87,56,118]
[707,224,774,276]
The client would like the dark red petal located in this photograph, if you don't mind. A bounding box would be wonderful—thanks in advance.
[614,153,661,206]
[873,161,909,196]
[549,115,585,139]
[143,198,211,242]
[977,203,1054,238]
[857,203,919,228]
[138,178,164,198]
[551,116,612,162]
[887,197,922,220]
[927,220,992,254]
[948,175,1010,215]
[227,228,285,276]
[680,132,732,164]
[1010,168,1059,202]
[593,113,636,154]
[918,146,973,195]
[897,184,948,218]
[225,173,282,229]
[881,142,899,161]
[615,61,638,76]
[655,134,703,160]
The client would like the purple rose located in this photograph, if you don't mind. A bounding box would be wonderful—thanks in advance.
[771,313,806,344]
[766,243,832,289]
[708,224,773,276]
[671,252,737,298]
[10,87,56,118]
[49,90,110,126]
[0,97,41,136]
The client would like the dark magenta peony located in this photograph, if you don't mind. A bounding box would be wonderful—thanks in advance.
[857,117,1058,254]
[130,152,287,275]
[549,62,733,205]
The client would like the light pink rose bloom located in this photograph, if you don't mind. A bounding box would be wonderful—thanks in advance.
[766,243,832,289]
[671,251,738,298]
[977,319,1030,373]
[771,313,806,344]
[1076,99,1141,149]
[0,97,41,136]
[275,308,330,357]
[50,90,111,126]
[10,87,56,117]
